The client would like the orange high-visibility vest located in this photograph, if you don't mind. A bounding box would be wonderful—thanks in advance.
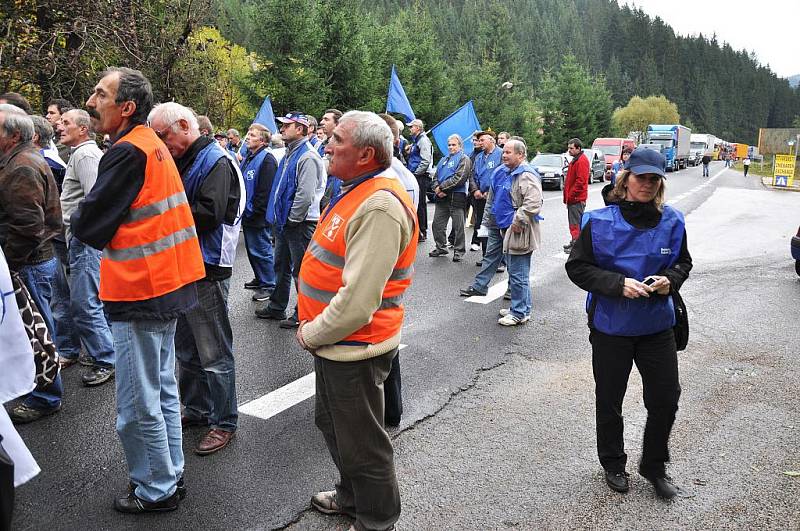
[298,176,418,344]
[99,125,205,302]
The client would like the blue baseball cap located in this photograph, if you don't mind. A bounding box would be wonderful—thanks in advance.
[276,112,310,127]
[624,146,667,178]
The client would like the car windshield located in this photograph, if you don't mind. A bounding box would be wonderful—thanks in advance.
[593,144,621,157]
[532,155,563,166]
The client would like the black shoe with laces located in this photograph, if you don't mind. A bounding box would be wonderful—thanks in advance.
[459,286,486,297]
[640,473,679,500]
[114,490,180,514]
[605,470,630,493]
[244,278,261,290]
[429,248,448,257]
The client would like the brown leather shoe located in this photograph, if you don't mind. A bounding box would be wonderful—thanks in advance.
[195,429,234,456]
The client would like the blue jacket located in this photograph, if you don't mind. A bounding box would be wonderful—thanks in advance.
[269,140,312,231]
[491,163,539,229]
[240,148,269,219]
[474,147,503,193]
[583,204,684,336]
[184,142,244,268]
[435,151,467,193]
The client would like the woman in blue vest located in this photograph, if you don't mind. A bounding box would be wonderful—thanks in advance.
[430,134,472,262]
[565,147,692,500]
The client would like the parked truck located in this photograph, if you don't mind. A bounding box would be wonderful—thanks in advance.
[690,133,717,166]
[647,124,691,171]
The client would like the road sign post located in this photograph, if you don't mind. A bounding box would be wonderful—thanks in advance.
[773,154,796,187]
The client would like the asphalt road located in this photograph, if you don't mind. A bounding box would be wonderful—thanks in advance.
[10,161,800,530]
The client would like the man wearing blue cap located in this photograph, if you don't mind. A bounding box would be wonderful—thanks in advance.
[257,112,326,328]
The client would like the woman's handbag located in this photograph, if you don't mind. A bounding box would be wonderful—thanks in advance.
[10,272,59,386]
[671,288,688,351]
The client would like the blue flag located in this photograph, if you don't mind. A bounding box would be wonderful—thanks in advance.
[430,100,481,155]
[254,96,277,134]
[385,65,416,122]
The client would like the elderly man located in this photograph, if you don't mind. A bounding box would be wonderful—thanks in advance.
[430,134,471,262]
[460,139,542,326]
[297,110,418,531]
[470,131,503,259]
[0,104,65,424]
[226,128,243,160]
[257,112,325,328]
[405,118,432,242]
[240,123,278,302]
[148,102,244,456]
[56,109,116,385]
[73,67,204,513]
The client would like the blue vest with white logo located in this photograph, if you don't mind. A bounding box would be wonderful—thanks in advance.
[474,147,503,192]
[491,163,540,229]
[184,142,244,268]
[240,147,269,219]
[583,204,684,336]
[269,141,311,231]
[435,151,466,193]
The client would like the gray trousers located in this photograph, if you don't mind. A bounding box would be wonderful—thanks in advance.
[314,349,400,531]
[567,201,586,241]
[432,192,466,254]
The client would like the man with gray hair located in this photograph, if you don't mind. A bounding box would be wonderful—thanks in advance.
[56,108,116,385]
[296,110,418,531]
[148,101,244,456]
[0,104,65,423]
[460,139,543,326]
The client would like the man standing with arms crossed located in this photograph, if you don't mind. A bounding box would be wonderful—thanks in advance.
[73,68,204,513]
[563,138,589,254]
[297,110,417,531]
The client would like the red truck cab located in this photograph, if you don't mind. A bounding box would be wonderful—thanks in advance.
[591,137,636,172]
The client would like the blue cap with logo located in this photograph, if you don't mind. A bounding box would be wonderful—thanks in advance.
[276,112,310,127]
[624,147,667,178]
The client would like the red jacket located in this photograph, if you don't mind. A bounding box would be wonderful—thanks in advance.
[564,151,589,204]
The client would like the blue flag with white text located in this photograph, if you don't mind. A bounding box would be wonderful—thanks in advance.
[430,100,481,155]
[254,96,278,134]
[386,65,416,123]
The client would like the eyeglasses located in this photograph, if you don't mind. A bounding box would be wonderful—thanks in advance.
[631,173,662,184]
[152,121,178,140]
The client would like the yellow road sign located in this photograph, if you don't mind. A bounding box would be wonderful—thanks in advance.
[773,154,796,187]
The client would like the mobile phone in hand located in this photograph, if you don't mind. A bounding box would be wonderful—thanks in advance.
[642,277,657,287]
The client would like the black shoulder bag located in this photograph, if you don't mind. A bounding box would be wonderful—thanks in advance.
[671,288,688,351]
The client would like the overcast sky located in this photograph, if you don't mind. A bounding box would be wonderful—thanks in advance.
[620,0,798,79]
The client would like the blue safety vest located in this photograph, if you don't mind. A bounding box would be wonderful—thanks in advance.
[435,151,467,193]
[474,147,503,192]
[317,140,326,157]
[240,147,270,219]
[269,141,311,231]
[491,163,540,229]
[583,204,685,336]
[406,134,426,174]
[184,142,244,268]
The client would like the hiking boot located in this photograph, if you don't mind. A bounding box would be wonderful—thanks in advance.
[9,403,62,424]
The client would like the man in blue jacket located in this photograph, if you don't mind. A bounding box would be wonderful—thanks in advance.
[405,119,432,242]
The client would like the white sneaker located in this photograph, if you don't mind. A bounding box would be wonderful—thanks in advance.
[498,313,530,326]
[498,308,511,317]
[470,243,481,251]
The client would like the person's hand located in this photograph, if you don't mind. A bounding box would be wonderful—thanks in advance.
[296,320,315,353]
[645,275,671,295]
[622,277,651,299]
[473,190,483,200]
[510,221,523,233]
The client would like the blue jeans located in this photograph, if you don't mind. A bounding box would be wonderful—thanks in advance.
[112,318,183,503]
[175,278,237,432]
[50,240,81,359]
[69,237,114,367]
[267,221,316,316]
[702,163,709,177]
[18,257,64,410]
[506,252,532,318]
[242,224,276,290]
[471,228,505,294]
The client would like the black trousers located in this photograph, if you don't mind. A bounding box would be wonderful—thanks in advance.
[416,175,429,239]
[0,436,13,531]
[383,353,402,426]
[470,198,487,254]
[590,328,681,477]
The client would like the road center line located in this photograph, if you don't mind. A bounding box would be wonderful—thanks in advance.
[240,344,408,420]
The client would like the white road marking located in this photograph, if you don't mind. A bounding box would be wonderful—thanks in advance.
[240,344,408,420]
[465,278,509,304]
[667,166,728,205]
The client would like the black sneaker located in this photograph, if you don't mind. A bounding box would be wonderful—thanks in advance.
[605,470,630,493]
[429,248,448,257]
[503,288,511,300]
[114,490,180,514]
[79,352,95,366]
[255,308,286,320]
[129,477,186,500]
[251,288,272,302]
[452,254,463,262]
[82,366,115,387]
[279,315,300,329]
[459,286,486,297]
[9,403,61,424]
[244,278,260,290]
